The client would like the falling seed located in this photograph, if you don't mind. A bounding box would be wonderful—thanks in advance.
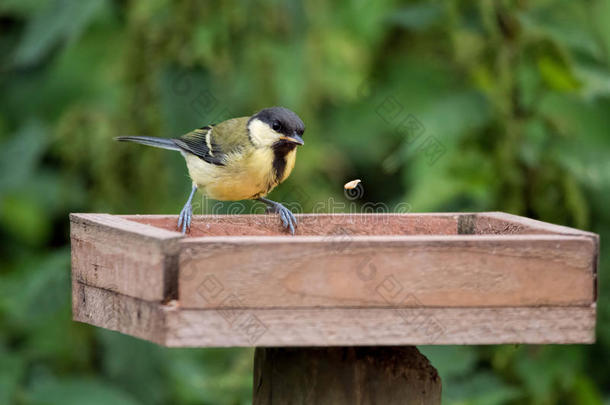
[344,179,362,190]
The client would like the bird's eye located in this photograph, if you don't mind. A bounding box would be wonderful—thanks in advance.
[272,121,281,131]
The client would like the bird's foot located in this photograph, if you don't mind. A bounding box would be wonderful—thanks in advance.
[275,203,297,235]
[177,202,192,234]
[178,185,198,234]
[259,198,297,235]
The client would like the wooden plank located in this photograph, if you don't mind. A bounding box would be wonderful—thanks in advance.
[178,234,596,309]
[72,282,167,345]
[73,283,595,347]
[472,212,600,301]
[70,213,183,301]
[123,213,460,236]
[473,212,598,237]
[166,305,595,346]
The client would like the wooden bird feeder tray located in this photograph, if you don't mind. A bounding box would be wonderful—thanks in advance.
[71,212,598,346]
[70,212,598,403]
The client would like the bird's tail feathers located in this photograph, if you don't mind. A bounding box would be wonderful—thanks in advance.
[114,136,180,151]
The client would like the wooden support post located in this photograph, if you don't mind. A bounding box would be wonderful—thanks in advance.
[253,346,441,404]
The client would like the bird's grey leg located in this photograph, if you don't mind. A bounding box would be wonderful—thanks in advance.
[178,185,197,234]
[257,197,297,235]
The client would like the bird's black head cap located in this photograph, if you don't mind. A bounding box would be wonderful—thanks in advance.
[249,106,305,137]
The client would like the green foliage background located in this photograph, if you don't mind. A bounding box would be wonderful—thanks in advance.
[1,0,609,404]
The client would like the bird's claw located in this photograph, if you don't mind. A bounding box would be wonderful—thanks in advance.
[177,202,192,234]
[273,203,297,235]
[178,185,198,234]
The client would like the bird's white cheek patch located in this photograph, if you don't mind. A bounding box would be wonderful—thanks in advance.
[248,119,279,147]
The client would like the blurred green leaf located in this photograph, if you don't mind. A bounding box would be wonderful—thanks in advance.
[0,346,26,405]
[445,372,522,405]
[537,55,580,91]
[0,249,70,325]
[418,346,477,380]
[13,0,107,67]
[388,3,443,31]
[97,330,168,405]
[0,120,48,193]
[25,378,141,405]
[569,375,604,405]
[0,193,51,245]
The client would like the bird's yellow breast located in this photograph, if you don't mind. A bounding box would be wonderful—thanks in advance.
[184,148,296,201]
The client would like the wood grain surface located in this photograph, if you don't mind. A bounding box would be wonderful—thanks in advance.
[124,213,460,236]
[74,282,596,347]
[253,346,442,404]
[475,212,599,238]
[70,213,183,301]
[178,234,596,309]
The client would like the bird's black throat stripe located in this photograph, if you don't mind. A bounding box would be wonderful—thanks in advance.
[271,142,297,182]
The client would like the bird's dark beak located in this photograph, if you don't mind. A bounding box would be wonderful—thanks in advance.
[280,133,304,146]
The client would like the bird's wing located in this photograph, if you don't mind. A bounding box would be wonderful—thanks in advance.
[173,117,249,166]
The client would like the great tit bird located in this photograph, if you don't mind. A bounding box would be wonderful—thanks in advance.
[115,106,305,234]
